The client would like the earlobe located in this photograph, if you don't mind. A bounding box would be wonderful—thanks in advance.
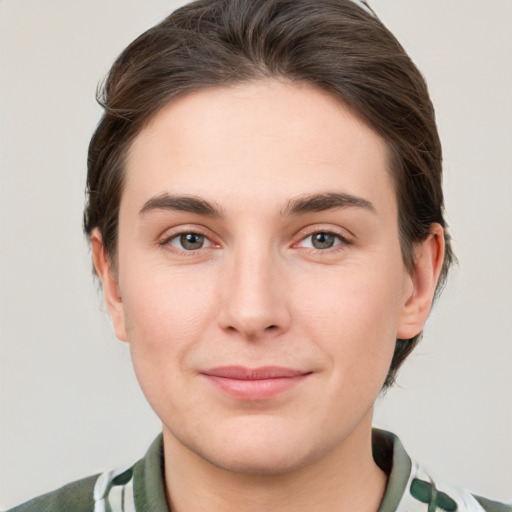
[90,229,128,342]
[397,223,445,340]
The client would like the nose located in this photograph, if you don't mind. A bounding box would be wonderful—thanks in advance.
[217,246,291,341]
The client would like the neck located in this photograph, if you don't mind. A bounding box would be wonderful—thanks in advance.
[162,414,387,512]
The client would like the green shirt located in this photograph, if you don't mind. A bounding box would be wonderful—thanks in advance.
[6,429,510,512]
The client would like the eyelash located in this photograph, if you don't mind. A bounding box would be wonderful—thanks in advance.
[295,229,352,252]
[159,228,352,255]
[159,229,217,255]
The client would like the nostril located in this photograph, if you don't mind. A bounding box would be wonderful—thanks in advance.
[266,325,278,331]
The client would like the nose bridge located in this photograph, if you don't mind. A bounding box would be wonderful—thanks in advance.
[218,238,290,339]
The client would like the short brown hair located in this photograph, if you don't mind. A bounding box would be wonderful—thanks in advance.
[84,0,454,388]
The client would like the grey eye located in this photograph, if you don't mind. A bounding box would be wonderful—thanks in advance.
[177,233,205,250]
[310,232,337,249]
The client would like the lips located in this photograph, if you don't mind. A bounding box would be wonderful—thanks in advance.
[201,366,311,400]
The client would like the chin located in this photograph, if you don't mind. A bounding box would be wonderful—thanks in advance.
[176,419,335,476]
[197,441,314,476]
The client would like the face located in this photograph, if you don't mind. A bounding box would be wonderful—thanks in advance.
[94,80,440,475]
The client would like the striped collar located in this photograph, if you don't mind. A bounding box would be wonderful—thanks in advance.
[93,429,489,512]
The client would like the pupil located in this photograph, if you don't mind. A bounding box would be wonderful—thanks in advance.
[180,233,204,250]
[312,233,334,249]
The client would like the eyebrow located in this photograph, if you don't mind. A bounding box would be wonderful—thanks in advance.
[139,191,375,218]
[281,192,375,216]
[139,193,224,217]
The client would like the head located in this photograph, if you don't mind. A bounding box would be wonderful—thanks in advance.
[85,0,452,479]
[84,0,453,390]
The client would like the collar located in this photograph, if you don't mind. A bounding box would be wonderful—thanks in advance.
[95,429,487,512]
[372,429,486,512]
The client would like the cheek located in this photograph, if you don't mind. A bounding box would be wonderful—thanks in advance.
[119,265,218,379]
[294,261,406,378]
[119,269,220,421]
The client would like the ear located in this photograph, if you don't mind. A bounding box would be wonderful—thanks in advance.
[397,223,445,339]
[90,229,128,342]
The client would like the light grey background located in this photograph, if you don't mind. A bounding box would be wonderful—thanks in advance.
[0,0,511,508]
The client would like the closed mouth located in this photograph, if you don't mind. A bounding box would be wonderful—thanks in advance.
[200,366,312,400]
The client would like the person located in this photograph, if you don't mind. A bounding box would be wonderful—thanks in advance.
[6,0,510,511]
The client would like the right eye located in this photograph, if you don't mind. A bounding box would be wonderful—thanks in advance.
[167,232,212,251]
[300,232,341,250]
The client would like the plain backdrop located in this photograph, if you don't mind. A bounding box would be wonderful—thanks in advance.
[0,0,511,508]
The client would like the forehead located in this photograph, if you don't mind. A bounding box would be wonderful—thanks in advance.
[123,80,396,217]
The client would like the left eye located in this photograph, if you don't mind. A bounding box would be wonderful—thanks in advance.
[300,232,342,250]
[168,233,211,251]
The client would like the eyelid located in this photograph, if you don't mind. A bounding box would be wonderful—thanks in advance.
[168,233,213,250]
[291,226,354,254]
[294,225,353,244]
[158,225,220,253]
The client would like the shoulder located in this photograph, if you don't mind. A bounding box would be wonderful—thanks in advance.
[4,474,99,512]
[473,495,512,512]
[405,457,511,512]
[4,435,164,512]
[372,429,511,512]
[406,458,511,512]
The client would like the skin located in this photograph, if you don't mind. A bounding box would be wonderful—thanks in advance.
[92,80,444,512]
